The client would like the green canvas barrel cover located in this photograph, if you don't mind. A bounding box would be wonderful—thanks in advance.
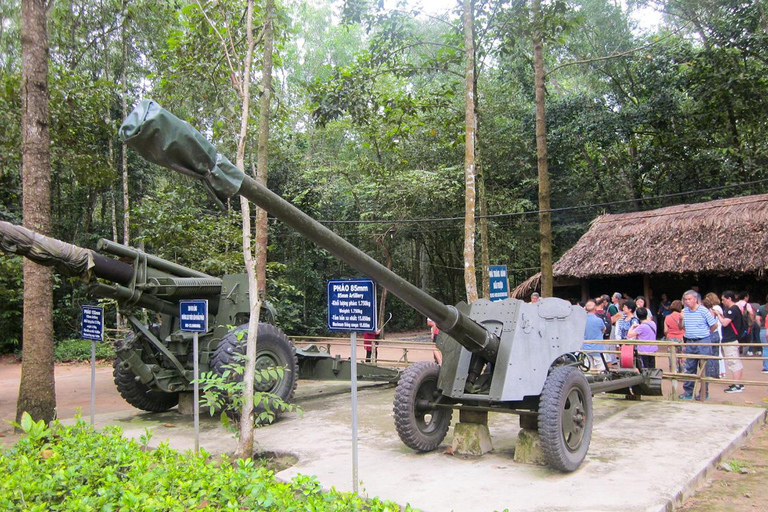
[119,100,245,203]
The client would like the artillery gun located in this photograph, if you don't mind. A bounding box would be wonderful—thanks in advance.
[0,221,399,415]
[116,100,662,472]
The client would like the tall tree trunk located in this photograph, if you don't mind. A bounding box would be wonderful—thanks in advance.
[235,0,260,460]
[478,160,490,299]
[255,0,274,299]
[121,0,129,245]
[532,0,553,298]
[17,0,55,425]
[462,0,478,303]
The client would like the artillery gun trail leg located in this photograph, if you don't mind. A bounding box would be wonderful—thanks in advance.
[393,362,451,452]
[113,333,180,412]
[538,366,593,472]
[211,323,299,422]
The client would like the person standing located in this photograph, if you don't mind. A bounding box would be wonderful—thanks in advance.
[717,291,745,393]
[679,290,717,400]
[758,296,768,374]
[617,299,639,340]
[664,299,686,373]
[628,307,657,369]
[582,300,607,369]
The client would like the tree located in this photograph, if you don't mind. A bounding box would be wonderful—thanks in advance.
[462,0,479,303]
[531,0,552,298]
[16,0,55,424]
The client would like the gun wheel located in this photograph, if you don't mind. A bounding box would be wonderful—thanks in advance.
[211,323,299,422]
[393,362,451,452]
[113,335,180,412]
[538,366,593,472]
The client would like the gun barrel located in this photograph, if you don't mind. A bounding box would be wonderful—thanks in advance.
[97,239,213,279]
[0,220,134,284]
[121,100,500,360]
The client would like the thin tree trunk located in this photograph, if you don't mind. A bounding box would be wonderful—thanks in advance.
[462,0,478,303]
[532,0,552,298]
[17,0,56,425]
[478,160,490,299]
[235,0,260,460]
[255,0,274,299]
[121,0,129,245]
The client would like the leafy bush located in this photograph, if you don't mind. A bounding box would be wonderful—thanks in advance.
[53,339,115,362]
[1,413,414,512]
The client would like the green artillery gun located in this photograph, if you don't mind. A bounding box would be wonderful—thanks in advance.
[0,221,399,414]
[118,100,662,472]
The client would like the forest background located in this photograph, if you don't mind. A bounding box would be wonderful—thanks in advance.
[0,0,766,351]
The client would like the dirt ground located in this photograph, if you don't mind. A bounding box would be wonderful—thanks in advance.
[0,348,767,511]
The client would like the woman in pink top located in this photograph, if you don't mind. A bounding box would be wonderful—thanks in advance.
[665,300,685,372]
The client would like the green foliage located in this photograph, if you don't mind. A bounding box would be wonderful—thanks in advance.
[197,339,300,429]
[53,339,116,363]
[0,418,412,511]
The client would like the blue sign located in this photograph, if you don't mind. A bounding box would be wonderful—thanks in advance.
[81,305,104,341]
[489,265,509,302]
[327,279,378,332]
[179,300,209,332]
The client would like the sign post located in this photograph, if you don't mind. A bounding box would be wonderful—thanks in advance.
[489,265,510,302]
[179,299,208,453]
[327,278,377,494]
[81,305,104,426]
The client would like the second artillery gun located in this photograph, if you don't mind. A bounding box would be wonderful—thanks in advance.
[116,100,662,472]
[0,221,399,415]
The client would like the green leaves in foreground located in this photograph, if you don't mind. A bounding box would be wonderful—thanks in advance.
[0,418,414,512]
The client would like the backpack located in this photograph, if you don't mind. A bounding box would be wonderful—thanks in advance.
[596,310,611,338]
[735,304,752,343]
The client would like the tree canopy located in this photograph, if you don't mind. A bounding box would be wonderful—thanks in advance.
[1,0,766,346]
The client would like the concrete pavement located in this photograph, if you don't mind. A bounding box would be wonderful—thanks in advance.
[82,381,765,512]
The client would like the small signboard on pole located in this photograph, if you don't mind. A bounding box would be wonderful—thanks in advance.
[179,299,208,453]
[81,305,104,426]
[81,305,104,341]
[489,265,509,302]
[327,279,378,332]
[326,278,378,494]
[179,300,209,333]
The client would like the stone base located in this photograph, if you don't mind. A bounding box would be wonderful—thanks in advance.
[513,428,546,465]
[177,392,199,416]
[452,422,493,456]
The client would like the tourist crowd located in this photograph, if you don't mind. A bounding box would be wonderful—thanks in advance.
[577,289,768,401]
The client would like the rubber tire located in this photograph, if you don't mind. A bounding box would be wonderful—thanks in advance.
[393,362,451,452]
[113,343,180,412]
[538,366,593,472]
[210,323,299,418]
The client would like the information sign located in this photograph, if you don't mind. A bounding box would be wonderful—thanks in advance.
[179,300,209,332]
[81,305,104,341]
[489,265,509,302]
[327,279,377,332]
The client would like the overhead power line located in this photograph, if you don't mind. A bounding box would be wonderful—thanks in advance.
[315,178,768,225]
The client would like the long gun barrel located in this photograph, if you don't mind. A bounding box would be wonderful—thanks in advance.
[0,220,223,316]
[120,100,501,361]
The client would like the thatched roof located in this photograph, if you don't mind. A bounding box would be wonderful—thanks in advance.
[511,273,541,299]
[554,194,768,278]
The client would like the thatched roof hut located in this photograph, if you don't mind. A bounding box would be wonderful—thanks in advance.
[556,194,768,277]
[512,194,768,301]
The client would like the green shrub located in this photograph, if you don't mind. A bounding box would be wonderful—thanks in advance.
[54,339,115,362]
[0,414,415,512]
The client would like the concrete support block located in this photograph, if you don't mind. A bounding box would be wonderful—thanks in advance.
[452,410,492,456]
[514,428,546,466]
[177,392,196,416]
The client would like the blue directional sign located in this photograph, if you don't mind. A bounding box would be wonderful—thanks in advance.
[179,300,209,332]
[327,279,377,332]
[81,305,104,341]
[489,265,509,302]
